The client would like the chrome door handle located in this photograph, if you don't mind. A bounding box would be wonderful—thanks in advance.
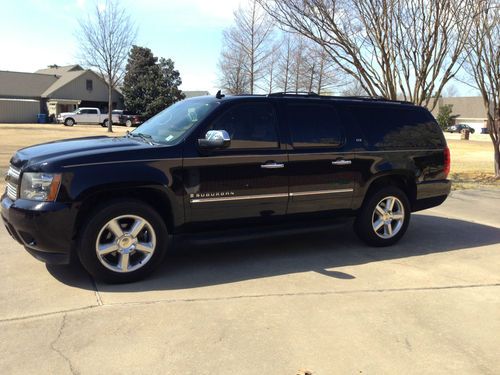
[332,160,352,166]
[261,163,285,169]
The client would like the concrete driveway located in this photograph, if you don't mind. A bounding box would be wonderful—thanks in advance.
[1,189,499,374]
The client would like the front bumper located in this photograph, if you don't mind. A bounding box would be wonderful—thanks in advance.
[1,193,76,264]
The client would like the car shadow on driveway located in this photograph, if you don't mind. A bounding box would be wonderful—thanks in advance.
[47,214,500,292]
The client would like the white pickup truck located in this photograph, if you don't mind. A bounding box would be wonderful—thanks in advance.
[57,107,119,127]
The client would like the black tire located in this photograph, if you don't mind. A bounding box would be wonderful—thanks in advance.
[64,118,75,126]
[125,119,133,127]
[354,186,411,247]
[101,120,108,128]
[77,199,168,283]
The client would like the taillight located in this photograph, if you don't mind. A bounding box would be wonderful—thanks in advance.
[444,146,451,178]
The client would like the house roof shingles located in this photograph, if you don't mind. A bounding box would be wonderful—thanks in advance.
[41,70,87,97]
[35,65,83,75]
[0,71,58,99]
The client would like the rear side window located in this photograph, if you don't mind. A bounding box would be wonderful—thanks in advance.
[337,105,444,149]
[209,102,279,149]
[286,104,344,148]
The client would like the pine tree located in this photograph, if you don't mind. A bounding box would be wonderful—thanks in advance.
[123,46,184,119]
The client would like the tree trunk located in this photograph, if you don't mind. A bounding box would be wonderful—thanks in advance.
[493,139,500,179]
[107,83,113,133]
[308,64,314,92]
[317,57,324,94]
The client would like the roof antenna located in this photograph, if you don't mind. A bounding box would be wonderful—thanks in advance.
[215,90,225,99]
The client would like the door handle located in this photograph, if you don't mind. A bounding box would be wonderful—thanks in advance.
[332,160,352,166]
[261,162,285,169]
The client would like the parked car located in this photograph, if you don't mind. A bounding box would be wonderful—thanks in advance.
[112,109,143,127]
[445,124,475,134]
[2,92,451,283]
[57,107,119,127]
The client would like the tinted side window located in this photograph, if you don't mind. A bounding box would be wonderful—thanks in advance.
[338,104,444,149]
[286,104,344,148]
[89,109,98,115]
[79,109,89,114]
[209,102,278,149]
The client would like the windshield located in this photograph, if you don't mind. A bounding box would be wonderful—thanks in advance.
[132,98,219,145]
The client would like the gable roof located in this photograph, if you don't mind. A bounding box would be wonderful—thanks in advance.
[35,65,83,75]
[41,70,87,97]
[0,71,59,98]
[1,65,121,101]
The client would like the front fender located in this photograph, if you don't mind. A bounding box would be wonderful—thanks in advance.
[58,160,185,229]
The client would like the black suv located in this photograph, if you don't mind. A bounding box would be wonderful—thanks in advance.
[2,93,451,283]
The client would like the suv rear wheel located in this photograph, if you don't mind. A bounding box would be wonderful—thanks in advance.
[354,186,410,246]
[77,200,167,283]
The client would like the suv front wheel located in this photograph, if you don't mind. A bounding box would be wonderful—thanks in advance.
[354,186,410,247]
[77,200,168,283]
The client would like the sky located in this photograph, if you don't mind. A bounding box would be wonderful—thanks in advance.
[1,0,478,96]
[0,0,245,94]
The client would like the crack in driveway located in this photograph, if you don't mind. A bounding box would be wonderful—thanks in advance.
[49,313,79,375]
[1,282,499,324]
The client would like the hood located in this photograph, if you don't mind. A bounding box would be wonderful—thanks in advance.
[58,112,76,117]
[10,136,155,170]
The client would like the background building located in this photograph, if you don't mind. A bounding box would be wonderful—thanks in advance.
[433,96,488,133]
[0,65,122,123]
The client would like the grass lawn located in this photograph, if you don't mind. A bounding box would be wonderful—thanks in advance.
[0,123,498,194]
[444,134,499,190]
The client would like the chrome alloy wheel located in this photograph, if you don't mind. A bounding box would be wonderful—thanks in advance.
[95,215,156,273]
[371,196,405,239]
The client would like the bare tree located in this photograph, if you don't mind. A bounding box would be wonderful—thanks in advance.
[305,42,342,94]
[291,36,306,93]
[258,0,474,110]
[443,84,459,98]
[219,0,274,94]
[275,33,294,92]
[263,43,280,93]
[342,81,368,96]
[78,0,136,132]
[218,46,250,94]
[466,0,500,178]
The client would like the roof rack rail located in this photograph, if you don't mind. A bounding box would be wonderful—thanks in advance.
[267,92,413,105]
[267,91,319,97]
[331,96,414,105]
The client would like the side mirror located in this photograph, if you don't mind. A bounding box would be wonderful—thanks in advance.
[198,130,231,149]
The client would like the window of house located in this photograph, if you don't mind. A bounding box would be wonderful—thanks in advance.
[86,79,93,91]
[208,102,279,149]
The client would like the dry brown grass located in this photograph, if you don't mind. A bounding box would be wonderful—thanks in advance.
[446,137,499,190]
[0,124,498,193]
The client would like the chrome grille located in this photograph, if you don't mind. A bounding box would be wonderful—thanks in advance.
[6,183,17,200]
[6,165,20,200]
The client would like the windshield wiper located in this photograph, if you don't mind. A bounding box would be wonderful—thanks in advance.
[126,131,156,145]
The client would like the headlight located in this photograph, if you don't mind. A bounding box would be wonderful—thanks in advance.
[20,173,62,201]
